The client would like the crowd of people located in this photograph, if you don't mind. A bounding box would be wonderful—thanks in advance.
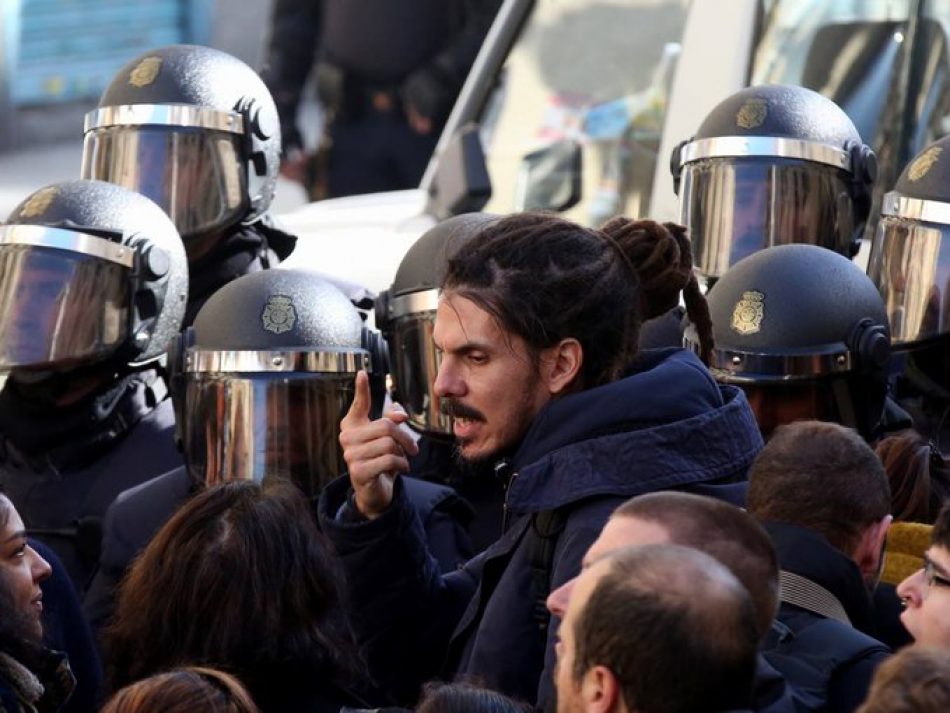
[0,27,948,713]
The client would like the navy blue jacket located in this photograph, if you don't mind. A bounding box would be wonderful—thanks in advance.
[761,523,891,713]
[318,348,763,707]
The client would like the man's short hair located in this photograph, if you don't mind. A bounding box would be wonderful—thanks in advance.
[614,491,779,638]
[573,544,758,713]
[933,500,950,550]
[747,420,890,554]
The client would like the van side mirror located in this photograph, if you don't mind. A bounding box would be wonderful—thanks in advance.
[426,123,491,220]
[515,139,582,212]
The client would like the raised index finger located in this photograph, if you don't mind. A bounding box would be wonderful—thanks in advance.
[341,370,372,429]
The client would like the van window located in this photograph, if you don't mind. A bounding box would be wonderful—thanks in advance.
[476,0,690,227]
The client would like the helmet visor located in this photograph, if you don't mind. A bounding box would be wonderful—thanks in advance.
[680,158,854,278]
[391,312,450,436]
[181,371,355,497]
[0,227,130,369]
[81,125,247,241]
[868,215,950,347]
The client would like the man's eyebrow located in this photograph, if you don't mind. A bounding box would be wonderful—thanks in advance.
[441,341,495,356]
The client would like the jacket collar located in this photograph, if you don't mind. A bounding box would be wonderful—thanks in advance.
[505,349,762,513]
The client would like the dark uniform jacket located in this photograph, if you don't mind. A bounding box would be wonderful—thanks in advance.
[84,467,474,635]
[185,218,296,327]
[0,371,182,593]
[761,522,891,713]
[318,348,763,708]
[261,0,500,150]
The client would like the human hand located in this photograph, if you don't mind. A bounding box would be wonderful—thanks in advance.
[339,371,419,519]
[405,102,434,135]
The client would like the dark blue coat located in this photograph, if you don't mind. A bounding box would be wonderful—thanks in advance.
[318,348,763,707]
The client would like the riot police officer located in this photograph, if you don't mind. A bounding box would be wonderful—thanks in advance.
[670,84,878,281]
[684,243,892,441]
[0,180,188,589]
[85,269,472,630]
[81,44,296,325]
[868,135,950,444]
[375,213,502,551]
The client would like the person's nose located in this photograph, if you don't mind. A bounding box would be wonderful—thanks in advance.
[28,545,52,584]
[546,577,576,619]
[434,356,465,398]
[897,567,924,608]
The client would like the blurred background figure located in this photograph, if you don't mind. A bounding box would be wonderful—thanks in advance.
[101,667,261,713]
[0,180,187,591]
[260,0,502,199]
[81,44,297,325]
[856,647,950,713]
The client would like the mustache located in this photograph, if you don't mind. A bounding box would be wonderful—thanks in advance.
[440,398,486,422]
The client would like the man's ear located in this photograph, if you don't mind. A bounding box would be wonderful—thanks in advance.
[856,514,893,577]
[581,665,623,713]
[543,338,583,395]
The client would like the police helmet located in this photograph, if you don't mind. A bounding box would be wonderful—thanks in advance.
[172,269,387,495]
[0,180,187,372]
[671,84,877,279]
[684,244,890,439]
[375,213,498,436]
[81,45,280,253]
[868,136,950,348]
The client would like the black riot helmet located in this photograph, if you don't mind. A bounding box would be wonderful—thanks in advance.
[684,244,891,440]
[172,269,386,496]
[0,180,187,373]
[868,136,950,348]
[81,45,280,256]
[375,213,499,437]
[670,84,877,279]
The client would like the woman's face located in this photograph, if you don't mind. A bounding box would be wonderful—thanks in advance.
[0,497,51,641]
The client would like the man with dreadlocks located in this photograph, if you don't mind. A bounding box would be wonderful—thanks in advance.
[318,213,762,708]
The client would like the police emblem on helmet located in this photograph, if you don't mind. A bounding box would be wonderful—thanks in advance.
[731,291,765,335]
[907,146,943,182]
[129,56,163,88]
[736,99,768,129]
[18,187,59,219]
[261,295,296,334]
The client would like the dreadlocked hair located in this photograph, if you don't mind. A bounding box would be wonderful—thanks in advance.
[442,212,643,390]
[601,217,714,364]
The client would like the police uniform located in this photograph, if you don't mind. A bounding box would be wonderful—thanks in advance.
[0,180,188,592]
[261,0,502,198]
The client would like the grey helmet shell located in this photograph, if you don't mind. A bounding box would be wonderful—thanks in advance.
[95,44,281,224]
[6,179,188,363]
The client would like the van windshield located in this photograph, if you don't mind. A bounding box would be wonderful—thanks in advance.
[476,0,690,227]
[751,0,950,236]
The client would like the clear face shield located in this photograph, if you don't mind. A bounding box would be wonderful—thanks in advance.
[868,193,950,348]
[387,289,451,436]
[180,348,370,497]
[678,138,855,279]
[81,105,248,243]
[0,225,132,370]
